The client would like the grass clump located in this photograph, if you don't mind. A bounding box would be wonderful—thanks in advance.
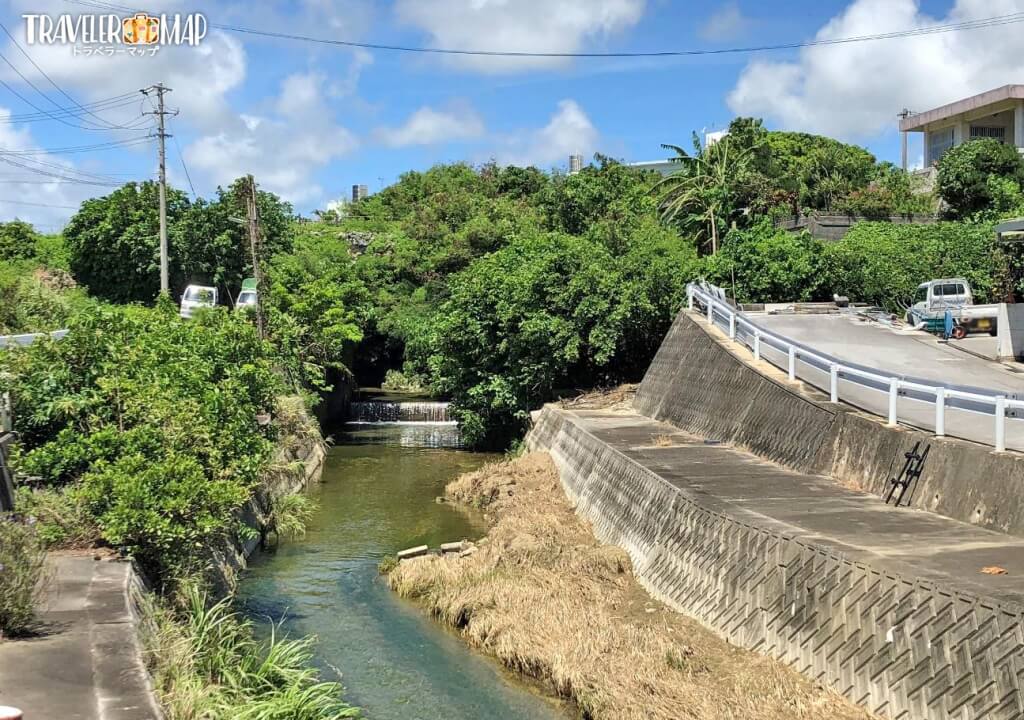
[389,452,875,720]
[0,514,48,637]
[142,584,359,720]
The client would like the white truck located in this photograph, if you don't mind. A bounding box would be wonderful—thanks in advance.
[906,278,998,337]
[179,284,218,319]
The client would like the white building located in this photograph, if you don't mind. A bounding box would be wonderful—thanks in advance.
[900,84,1024,167]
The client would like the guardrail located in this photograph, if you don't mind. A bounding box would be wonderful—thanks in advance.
[687,284,1023,452]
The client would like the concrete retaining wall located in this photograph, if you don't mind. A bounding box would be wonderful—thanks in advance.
[527,408,1024,720]
[635,310,1024,537]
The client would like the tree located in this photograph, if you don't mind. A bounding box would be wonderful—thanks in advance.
[173,178,294,300]
[937,139,1024,218]
[65,181,190,303]
[0,220,40,261]
[656,134,755,254]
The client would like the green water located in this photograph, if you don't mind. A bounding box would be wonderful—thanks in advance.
[238,424,566,720]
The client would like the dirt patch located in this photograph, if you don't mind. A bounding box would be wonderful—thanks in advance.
[388,452,875,720]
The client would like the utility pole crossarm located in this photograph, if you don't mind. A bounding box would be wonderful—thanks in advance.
[142,83,177,295]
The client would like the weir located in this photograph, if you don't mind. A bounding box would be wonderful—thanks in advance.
[348,400,452,423]
[528,305,1024,720]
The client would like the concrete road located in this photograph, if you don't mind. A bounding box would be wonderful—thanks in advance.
[754,313,1024,393]
[739,313,1024,451]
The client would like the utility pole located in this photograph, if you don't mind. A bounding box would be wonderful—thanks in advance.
[244,175,268,340]
[142,83,176,295]
[898,108,913,171]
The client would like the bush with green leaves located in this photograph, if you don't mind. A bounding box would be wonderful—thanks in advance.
[412,228,696,446]
[822,221,998,311]
[1,300,285,580]
[0,515,48,637]
[936,139,1024,219]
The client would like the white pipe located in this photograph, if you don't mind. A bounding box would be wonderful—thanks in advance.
[996,396,1006,452]
[753,332,761,362]
[788,347,796,381]
[888,378,898,426]
[707,298,714,324]
[935,389,945,437]
[729,313,736,339]
[830,364,838,403]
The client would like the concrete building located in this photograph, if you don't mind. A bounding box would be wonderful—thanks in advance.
[900,84,1024,167]
[627,129,730,177]
[568,153,583,174]
[351,184,368,202]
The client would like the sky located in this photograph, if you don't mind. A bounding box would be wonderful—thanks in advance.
[2,0,1024,231]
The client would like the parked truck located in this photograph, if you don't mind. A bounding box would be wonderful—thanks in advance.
[906,278,998,338]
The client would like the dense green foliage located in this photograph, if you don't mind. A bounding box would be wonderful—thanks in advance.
[1,300,283,580]
[65,179,294,304]
[936,139,1024,219]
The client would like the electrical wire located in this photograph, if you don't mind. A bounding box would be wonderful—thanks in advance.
[0,135,155,155]
[172,133,196,198]
[0,20,140,130]
[0,94,141,123]
[0,198,82,210]
[62,0,1024,59]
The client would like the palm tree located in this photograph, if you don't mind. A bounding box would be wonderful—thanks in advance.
[655,133,755,255]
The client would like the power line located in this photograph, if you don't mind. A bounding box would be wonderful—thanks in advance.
[0,94,141,123]
[61,0,1024,58]
[0,20,139,130]
[0,136,155,156]
[172,133,196,199]
[0,198,82,210]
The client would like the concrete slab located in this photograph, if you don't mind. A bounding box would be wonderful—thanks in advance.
[575,410,1024,608]
[0,555,160,720]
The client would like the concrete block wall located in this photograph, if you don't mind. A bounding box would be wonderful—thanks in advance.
[527,408,1024,720]
[635,309,1024,538]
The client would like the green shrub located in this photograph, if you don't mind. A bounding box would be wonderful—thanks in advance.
[937,139,1024,218]
[823,221,997,310]
[0,515,48,637]
[14,485,99,548]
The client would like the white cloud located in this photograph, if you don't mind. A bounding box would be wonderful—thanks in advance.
[184,72,357,205]
[394,0,646,72]
[727,0,1024,139]
[700,2,749,41]
[0,107,122,230]
[375,105,485,147]
[493,99,598,168]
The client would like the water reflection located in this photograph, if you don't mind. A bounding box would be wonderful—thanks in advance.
[339,421,464,448]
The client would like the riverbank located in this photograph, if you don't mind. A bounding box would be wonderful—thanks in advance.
[387,452,873,720]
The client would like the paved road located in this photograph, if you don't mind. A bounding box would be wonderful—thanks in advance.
[755,313,1024,393]
[735,313,1024,450]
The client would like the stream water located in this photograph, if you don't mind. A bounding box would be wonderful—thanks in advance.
[237,418,566,720]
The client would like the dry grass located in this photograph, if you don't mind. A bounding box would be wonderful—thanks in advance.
[389,452,875,720]
[652,434,676,447]
[559,384,637,412]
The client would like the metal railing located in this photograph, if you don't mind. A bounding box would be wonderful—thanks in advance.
[687,284,1024,452]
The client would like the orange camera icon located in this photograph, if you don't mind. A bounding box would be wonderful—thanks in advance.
[122,13,160,44]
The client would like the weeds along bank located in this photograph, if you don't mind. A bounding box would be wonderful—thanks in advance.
[0,300,357,718]
[386,452,872,720]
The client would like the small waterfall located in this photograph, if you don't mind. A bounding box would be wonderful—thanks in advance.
[348,400,452,424]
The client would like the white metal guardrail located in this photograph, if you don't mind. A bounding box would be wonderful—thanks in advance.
[687,284,1024,452]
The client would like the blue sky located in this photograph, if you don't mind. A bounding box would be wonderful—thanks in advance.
[1,0,1022,230]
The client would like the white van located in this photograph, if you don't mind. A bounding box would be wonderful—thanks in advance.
[180,285,218,319]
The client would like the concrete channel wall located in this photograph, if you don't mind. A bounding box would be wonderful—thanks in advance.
[526,408,1024,720]
[635,309,1024,538]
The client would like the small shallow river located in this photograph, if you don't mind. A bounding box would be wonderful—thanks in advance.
[237,422,566,720]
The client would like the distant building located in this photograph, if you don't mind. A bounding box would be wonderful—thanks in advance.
[704,129,728,147]
[568,154,583,174]
[351,184,369,202]
[900,84,1024,167]
[626,159,678,176]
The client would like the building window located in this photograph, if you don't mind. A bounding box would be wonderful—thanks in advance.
[928,128,955,164]
[970,126,1006,141]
